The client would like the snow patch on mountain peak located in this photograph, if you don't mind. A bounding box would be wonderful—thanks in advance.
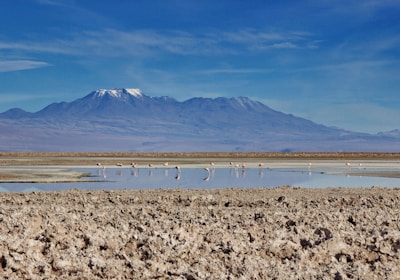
[95,88,142,98]
[232,96,265,110]
[234,96,251,106]
[125,88,142,96]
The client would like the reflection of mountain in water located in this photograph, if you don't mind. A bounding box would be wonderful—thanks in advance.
[0,167,310,192]
[2,167,400,192]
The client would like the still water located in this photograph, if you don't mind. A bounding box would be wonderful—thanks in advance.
[1,166,400,192]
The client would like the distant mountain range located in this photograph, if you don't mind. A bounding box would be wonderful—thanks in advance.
[0,88,399,152]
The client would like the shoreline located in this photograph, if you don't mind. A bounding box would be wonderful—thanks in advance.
[1,151,400,166]
[1,152,400,182]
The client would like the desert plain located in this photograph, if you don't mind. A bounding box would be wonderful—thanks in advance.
[1,152,400,279]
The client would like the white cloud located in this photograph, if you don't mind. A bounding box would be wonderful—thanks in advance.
[221,29,316,51]
[288,60,395,74]
[37,0,61,5]
[88,28,318,55]
[0,60,50,72]
[0,41,78,55]
[312,0,400,16]
[269,42,299,49]
[0,28,319,59]
[196,68,267,75]
[36,0,76,8]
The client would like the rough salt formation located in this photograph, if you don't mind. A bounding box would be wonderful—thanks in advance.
[1,187,400,279]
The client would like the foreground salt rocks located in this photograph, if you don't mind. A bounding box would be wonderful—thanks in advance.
[1,187,400,279]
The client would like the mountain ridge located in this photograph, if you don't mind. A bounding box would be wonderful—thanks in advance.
[0,88,398,152]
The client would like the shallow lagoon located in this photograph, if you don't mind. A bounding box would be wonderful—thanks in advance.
[1,165,400,192]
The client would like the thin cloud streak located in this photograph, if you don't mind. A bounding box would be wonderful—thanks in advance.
[36,0,68,6]
[0,60,50,72]
[197,68,269,75]
[0,41,79,55]
[287,60,396,73]
[313,0,400,16]
[222,29,316,50]
[0,28,319,58]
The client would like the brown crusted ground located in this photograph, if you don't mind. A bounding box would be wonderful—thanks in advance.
[1,187,400,279]
[0,174,19,180]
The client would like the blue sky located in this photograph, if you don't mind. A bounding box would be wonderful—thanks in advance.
[1,0,399,133]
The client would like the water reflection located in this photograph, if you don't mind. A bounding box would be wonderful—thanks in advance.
[1,166,400,192]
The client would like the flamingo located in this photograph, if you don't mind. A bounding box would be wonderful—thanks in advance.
[203,167,211,181]
[174,166,181,180]
[234,168,239,178]
[102,166,107,179]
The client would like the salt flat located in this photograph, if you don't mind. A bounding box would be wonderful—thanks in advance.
[1,187,400,279]
[1,153,400,278]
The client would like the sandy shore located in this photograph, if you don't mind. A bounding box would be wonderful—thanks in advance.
[1,187,400,279]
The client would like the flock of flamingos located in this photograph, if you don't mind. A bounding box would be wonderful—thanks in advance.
[95,160,358,182]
